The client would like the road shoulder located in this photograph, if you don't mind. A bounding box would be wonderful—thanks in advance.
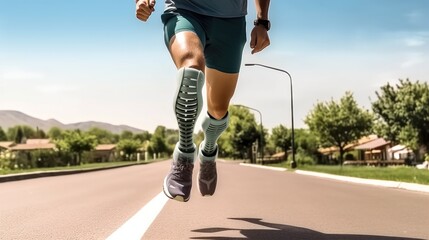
[239,163,429,194]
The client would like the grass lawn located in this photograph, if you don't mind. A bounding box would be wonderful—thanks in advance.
[270,162,429,185]
[0,160,160,176]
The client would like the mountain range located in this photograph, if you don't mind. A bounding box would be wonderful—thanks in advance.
[0,110,145,134]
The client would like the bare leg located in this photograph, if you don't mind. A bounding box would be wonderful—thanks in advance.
[197,68,239,196]
[205,68,239,119]
[198,68,238,157]
[169,31,205,71]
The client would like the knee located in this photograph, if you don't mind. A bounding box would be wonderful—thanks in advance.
[176,51,205,71]
[208,105,229,120]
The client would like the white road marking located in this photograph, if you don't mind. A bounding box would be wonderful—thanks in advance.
[106,192,169,240]
[239,163,287,171]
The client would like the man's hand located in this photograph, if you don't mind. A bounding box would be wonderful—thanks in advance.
[136,0,156,22]
[250,25,270,54]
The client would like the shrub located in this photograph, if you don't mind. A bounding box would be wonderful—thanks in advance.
[287,151,316,166]
[345,153,355,160]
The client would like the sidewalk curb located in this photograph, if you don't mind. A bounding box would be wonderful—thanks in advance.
[239,163,287,172]
[295,170,429,194]
[0,162,146,183]
[238,163,429,194]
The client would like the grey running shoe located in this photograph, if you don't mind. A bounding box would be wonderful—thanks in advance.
[163,144,195,202]
[198,143,218,196]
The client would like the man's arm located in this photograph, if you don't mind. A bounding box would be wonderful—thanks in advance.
[255,0,270,20]
[250,0,271,54]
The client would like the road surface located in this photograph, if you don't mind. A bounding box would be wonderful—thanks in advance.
[1,160,428,240]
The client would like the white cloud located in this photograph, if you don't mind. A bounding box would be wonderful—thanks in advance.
[392,31,429,48]
[401,52,424,68]
[403,37,426,47]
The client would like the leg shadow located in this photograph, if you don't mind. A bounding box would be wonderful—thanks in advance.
[191,218,424,240]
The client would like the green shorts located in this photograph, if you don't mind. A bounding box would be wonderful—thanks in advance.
[161,9,247,74]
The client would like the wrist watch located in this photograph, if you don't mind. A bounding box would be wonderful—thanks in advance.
[254,19,271,31]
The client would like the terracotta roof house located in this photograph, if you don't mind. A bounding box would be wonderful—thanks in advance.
[10,139,56,152]
[25,139,51,145]
[0,141,15,150]
[318,135,379,156]
[91,144,117,162]
[353,137,391,161]
[0,141,15,159]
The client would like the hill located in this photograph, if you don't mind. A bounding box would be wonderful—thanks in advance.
[0,110,145,134]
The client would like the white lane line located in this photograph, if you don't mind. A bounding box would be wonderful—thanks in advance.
[239,163,287,171]
[106,192,169,240]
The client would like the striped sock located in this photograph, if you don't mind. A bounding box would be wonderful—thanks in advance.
[201,112,229,157]
[173,68,204,153]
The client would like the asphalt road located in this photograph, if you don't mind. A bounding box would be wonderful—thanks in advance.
[1,160,428,240]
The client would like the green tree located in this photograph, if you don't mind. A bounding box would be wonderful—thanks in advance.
[269,124,291,160]
[48,127,63,140]
[305,92,373,165]
[21,125,36,139]
[149,126,168,157]
[162,129,178,155]
[87,127,115,144]
[113,134,120,143]
[120,130,134,140]
[0,127,7,141]
[117,139,142,160]
[133,131,152,143]
[372,79,429,159]
[56,130,97,165]
[295,129,319,156]
[35,127,47,139]
[7,125,37,143]
[14,127,24,143]
[219,105,259,160]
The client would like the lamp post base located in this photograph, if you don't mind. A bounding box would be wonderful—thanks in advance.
[290,161,297,169]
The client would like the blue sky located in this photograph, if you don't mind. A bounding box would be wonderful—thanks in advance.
[1,0,428,133]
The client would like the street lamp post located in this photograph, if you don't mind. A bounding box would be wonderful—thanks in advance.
[233,104,264,164]
[244,63,297,168]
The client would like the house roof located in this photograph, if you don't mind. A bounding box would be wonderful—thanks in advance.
[388,144,406,152]
[354,138,390,150]
[0,141,15,149]
[318,146,339,154]
[10,143,56,151]
[26,139,51,145]
[272,152,285,158]
[95,144,116,151]
[318,135,379,155]
[344,134,379,150]
[389,144,412,154]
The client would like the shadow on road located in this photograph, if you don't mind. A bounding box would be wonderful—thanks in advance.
[191,218,424,240]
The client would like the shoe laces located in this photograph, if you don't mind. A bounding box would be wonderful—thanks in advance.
[200,161,216,179]
[173,161,193,179]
